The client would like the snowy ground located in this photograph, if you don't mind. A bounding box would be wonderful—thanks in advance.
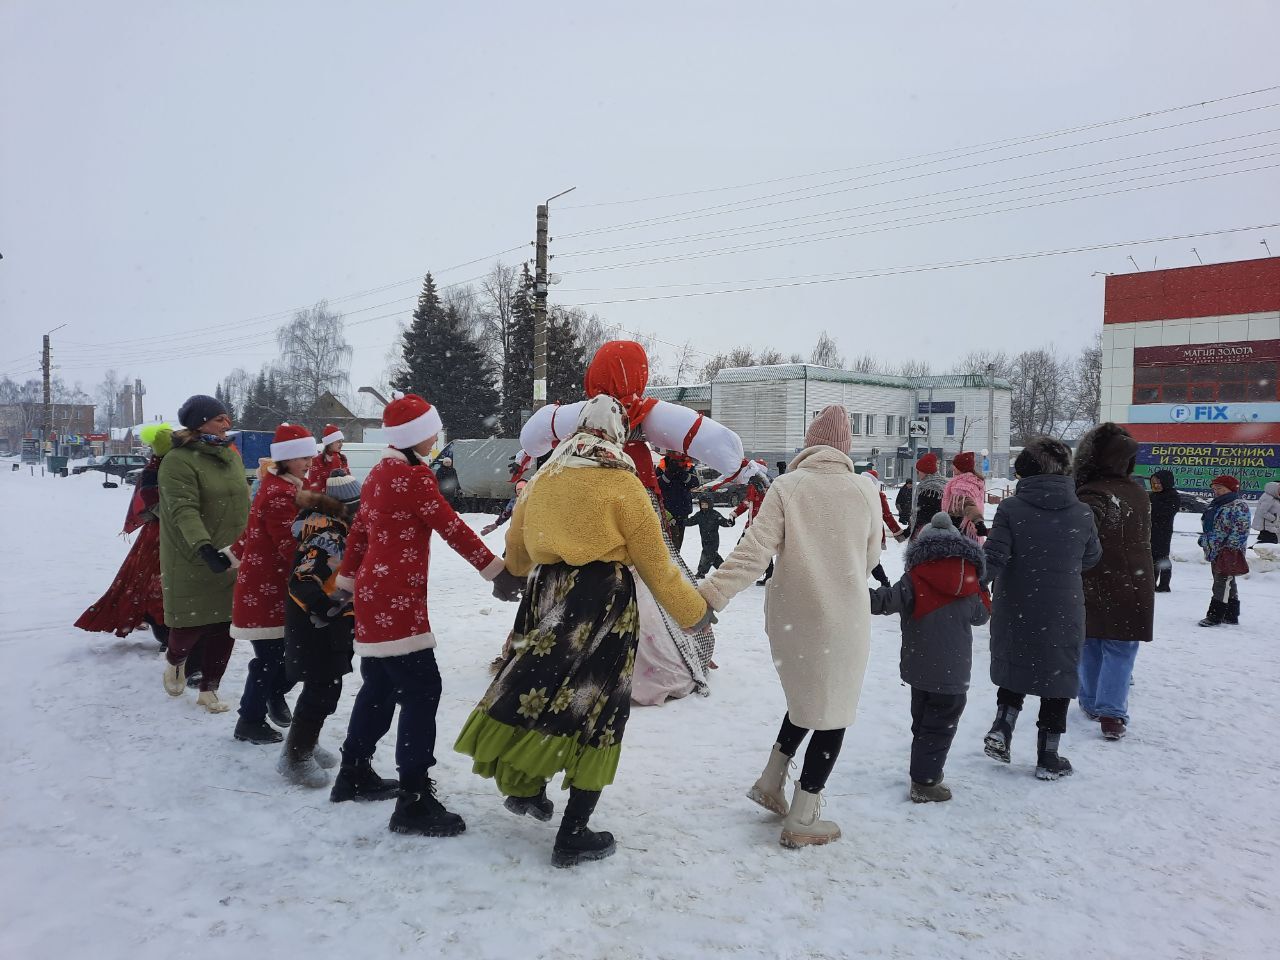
[2,470,1277,960]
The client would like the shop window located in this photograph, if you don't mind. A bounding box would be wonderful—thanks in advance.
[946,416,956,436]
[850,413,861,436]
[865,414,874,435]
[1132,359,1279,404]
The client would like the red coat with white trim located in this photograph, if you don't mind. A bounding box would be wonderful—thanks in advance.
[336,449,504,657]
[231,471,303,640]
[733,482,765,526]
[304,451,349,493]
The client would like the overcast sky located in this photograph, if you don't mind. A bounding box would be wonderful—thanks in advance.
[3,1,1278,423]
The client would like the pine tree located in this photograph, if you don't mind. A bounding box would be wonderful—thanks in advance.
[500,265,536,435]
[547,308,586,404]
[394,273,500,440]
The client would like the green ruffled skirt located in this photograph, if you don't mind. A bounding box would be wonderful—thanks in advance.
[455,561,638,795]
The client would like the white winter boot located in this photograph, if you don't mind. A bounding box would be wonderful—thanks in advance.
[276,747,330,788]
[195,689,230,714]
[779,786,841,848]
[163,660,186,697]
[747,744,792,816]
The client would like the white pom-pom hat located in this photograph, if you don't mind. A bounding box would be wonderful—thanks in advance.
[383,391,443,450]
[270,423,318,462]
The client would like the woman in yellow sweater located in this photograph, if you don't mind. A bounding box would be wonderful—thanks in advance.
[456,395,710,867]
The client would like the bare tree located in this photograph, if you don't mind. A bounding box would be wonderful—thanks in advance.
[94,369,129,434]
[897,359,932,378]
[275,302,353,419]
[846,353,882,374]
[1065,332,1103,426]
[952,349,1015,379]
[787,352,805,363]
[477,263,520,368]
[1009,348,1066,443]
[670,340,700,383]
[756,348,785,366]
[810,330,844,368]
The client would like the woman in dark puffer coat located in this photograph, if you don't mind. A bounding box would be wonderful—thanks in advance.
[1073,424,1154,742]
[1148,470,1179,592]
[982,436,1101,781]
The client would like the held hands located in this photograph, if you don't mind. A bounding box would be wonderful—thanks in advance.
[687,605,718,633]
[316,588,354,627]
[198,543,232,573]
[892,528,909,543]
[491,569,524,602]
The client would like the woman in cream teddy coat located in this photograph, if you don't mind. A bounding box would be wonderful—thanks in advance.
[698,404,882,848]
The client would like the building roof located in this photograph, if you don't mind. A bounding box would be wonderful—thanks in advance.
[648,384,711,404]
[709,364,1012,391]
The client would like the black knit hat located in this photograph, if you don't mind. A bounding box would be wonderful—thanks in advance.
[178,394,229,431]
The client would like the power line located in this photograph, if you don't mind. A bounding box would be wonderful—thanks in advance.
[552,222,1280,307]
[559,134,1280,258]
[559,83,1280,210]
[558,101,1280,240]
[558,159,1280,275]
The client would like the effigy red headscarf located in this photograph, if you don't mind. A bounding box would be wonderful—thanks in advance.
[584,340,658,428]
[584,340,662,498]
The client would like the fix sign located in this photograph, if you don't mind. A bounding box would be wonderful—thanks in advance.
[1126,402,1280,424]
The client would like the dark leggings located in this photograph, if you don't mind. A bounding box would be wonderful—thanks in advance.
[776,713,846,793]
[997,687,1068,734]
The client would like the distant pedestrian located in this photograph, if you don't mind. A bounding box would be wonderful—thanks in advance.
[1073,424,1154,742]
[1149,470,1179,592]
[658,454,698,551]
[895,477,914,527]
[1198,475,1251,627]
[982,437,1101,781]
[686,495,735,577]
[732,474,772,584]
[943,452,987,543]
[304,424,347,492]
[158,394,250,713]
[870,512,990,802]
[1251,480,1279,546]
[435,456,461,507]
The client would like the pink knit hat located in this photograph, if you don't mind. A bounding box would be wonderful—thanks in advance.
[805,405,852,453]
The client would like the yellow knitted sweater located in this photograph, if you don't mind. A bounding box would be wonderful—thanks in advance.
[505,467,707,628]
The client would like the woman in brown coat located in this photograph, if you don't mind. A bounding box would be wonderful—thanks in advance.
[1073,423,1154,741]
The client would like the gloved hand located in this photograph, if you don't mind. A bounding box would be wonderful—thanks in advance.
[198,543,232,573]
[491,568,524,602]
[687,605,718,633]
[310,606,341,629]
[892,528,909,543]
[973,519,989,537]
[323,587,353,619]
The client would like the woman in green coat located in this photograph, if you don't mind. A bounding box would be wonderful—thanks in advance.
[159,394,250,713]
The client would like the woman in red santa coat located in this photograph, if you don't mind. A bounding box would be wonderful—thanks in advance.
[305,424,348,492]
[331,391,523,838]
[230,423,316,742]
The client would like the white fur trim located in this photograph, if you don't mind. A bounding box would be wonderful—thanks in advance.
[334,573,356,593]
[380,448,409,463]
[230,623,285,641]
[356,632,436,657]
[271,436,318,462]
[480,556,506,581]
[384,406,442,450]
[322,429,344,445]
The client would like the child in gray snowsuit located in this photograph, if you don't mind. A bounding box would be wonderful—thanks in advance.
[870,512,990,802]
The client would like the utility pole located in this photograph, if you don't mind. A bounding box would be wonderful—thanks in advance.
[42,334,51,458]
[532,187,577,411]
[986,362,996,475]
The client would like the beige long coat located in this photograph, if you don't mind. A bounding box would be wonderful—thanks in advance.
[698,445,882,729]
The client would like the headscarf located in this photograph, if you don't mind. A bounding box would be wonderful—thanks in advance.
[584,340,658,428]
[537,395,637,482]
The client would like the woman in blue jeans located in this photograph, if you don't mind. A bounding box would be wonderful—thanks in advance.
[1073,424,1155,741]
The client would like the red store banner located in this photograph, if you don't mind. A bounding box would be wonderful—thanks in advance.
[1135,339,1280,367]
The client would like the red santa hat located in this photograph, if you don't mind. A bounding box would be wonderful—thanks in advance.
[321,423,344,446]
[383,391,443,450]
[270,423,317,462]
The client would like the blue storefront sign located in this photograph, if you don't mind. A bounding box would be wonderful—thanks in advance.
[1127,402,1280,424]
[1135,443,1280,498]
[917,401,956,414]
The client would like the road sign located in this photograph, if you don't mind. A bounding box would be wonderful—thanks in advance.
[908,420,929,438]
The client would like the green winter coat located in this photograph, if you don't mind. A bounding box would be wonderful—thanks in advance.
[158,434,250,628]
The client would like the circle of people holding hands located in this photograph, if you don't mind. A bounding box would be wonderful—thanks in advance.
[76,341,1270,867]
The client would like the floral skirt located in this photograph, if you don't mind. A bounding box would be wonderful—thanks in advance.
[454,561,638,796]
[74,521,164,637]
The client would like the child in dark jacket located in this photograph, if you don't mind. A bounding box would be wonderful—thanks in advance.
[686,495,735,578]
[870,512,991,802]
[279,471,399,801]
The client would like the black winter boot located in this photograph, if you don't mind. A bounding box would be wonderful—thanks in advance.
[1035,731,1073,781]
[1155,567,1172,592]
[1224,598,1240,625]
[267,694,293,728]
[234,715,283,744]
[552,788,616,868]
[389,772,465,837]
[1198,600,1226,627]
[983,705,1020,763]
[504,784,555,822]
[329,755,400,803]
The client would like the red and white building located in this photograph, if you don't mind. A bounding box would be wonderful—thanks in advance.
[1101,256,1280,497]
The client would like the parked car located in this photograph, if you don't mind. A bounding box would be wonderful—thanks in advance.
[693,465,746,507]
[72,454,148,479]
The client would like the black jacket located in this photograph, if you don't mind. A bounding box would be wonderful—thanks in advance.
[658,462,698,519]
[435,465,461,505]
[895,483,914,525]
[685,507,734,550]
[1149,469,1179,560]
